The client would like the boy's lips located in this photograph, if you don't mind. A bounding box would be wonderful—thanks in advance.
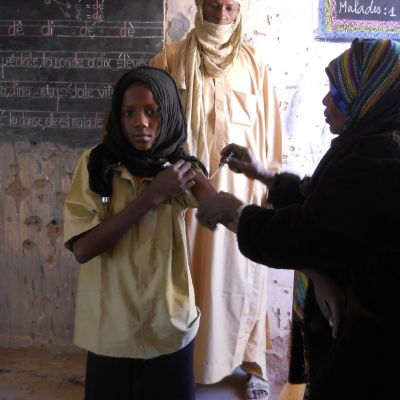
[132,133,152,141]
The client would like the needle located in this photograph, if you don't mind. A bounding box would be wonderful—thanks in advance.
[209,164,223,180]
[209,151,234,180]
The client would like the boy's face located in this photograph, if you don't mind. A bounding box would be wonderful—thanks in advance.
[203,0,240,25]
[120,84,160,151]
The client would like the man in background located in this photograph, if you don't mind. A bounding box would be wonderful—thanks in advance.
[151,1,282,398]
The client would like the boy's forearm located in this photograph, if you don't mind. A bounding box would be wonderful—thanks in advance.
[191,170,218,201]
[72,189,163,264]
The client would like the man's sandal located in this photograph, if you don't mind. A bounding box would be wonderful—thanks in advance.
[246,374,270,400]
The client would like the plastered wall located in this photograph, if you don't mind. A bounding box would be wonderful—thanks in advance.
[0,141,80,348]
[0,0,350,384]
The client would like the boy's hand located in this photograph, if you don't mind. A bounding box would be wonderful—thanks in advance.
[149,160,196,203]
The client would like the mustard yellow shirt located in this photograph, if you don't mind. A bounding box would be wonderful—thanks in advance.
[64,149,200,359]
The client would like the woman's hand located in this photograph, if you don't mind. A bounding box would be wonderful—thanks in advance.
[220,143,275,186]
[304,270,346,339]
[197,191,243,230]
[148,160,196,204]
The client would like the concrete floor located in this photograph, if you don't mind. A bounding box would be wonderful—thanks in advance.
[0,347,282,399]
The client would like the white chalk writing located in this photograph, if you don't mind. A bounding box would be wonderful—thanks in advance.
[0,81,114,100]
[0,110,105,130]
[0,19,162,39]
[0,51,149,73]
[338,1,397,17]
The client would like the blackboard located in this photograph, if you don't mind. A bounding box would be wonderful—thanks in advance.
[319,0,400,41]
[0,0,164,145]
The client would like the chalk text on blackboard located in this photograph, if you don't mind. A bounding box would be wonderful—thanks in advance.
[338,1,397,17]
[0,110,105,131]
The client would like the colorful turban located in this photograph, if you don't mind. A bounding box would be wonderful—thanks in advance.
[326,39,400,130]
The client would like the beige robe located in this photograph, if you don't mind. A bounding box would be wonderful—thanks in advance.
[150,40,282,384]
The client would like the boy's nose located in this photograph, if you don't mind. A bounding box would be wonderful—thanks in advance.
[134,110,149,127]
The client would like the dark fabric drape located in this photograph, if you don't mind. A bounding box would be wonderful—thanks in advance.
[87,66,207,198]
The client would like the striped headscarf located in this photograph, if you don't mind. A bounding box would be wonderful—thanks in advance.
[305,39,400,197]
[326,38,400,131]
[175,0,244,169]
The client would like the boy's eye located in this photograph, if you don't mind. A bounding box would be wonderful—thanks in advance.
[144,107,160,117]
[121,107,160,118]
[121,110,133,118]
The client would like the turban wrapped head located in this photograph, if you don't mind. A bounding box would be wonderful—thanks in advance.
[326,38,400,131]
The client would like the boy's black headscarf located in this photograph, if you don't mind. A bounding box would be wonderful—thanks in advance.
[87,66,208,198]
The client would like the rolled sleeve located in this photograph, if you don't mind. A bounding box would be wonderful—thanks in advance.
[64,150,105,251]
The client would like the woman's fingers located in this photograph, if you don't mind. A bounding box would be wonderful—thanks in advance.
[197,192,242,229]
[220,143,249,163]
[220,143,237,157]
[227,157,244,173]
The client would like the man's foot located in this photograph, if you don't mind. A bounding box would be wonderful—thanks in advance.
[246,374,270,399]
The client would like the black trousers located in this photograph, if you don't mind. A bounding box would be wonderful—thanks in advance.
[84,340,195,400]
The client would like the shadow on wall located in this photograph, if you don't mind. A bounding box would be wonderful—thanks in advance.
[168,12,190,42]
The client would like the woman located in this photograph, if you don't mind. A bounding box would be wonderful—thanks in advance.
[196,38,400,400]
